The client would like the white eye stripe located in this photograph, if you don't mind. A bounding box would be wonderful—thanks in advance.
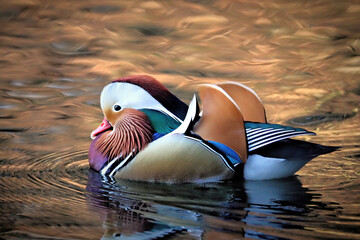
[101,82,183,123]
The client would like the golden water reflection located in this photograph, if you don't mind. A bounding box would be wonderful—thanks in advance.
[0,0,359,239]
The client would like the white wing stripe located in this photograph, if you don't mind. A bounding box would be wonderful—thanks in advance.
[248,131,308,152]
[245,128,261,134]
[100,156,120,177]
[247,128,291,140]
[246,128,271,137]
[247,129,294,144]
[109,153,133,178]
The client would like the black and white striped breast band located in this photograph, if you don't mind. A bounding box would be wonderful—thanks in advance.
[100,153,134,180]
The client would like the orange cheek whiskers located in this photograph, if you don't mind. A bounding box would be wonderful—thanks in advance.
[95,109,153,161]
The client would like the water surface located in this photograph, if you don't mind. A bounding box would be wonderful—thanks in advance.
[0,0,359,239]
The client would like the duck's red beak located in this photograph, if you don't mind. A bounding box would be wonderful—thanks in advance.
[91,117,112,139]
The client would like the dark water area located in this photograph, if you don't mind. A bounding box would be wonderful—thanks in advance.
[0,0,359,239]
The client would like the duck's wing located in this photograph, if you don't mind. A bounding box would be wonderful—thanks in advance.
[245,122,316,152]
[217,82,316,152]
[217,82,266,123]
[193,84,248,162]
[171,93,243,167]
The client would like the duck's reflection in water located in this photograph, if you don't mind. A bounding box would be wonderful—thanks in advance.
[86,170,203,239]
[86,170,337,240]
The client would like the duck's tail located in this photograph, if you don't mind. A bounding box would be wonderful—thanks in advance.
[242,139,339,180]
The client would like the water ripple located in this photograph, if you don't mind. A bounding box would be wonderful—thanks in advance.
[1,150,88,200]
[0,0,359,239]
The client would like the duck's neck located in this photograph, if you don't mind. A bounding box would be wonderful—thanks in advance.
[139,109,182,134]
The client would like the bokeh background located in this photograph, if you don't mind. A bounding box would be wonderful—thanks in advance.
[0,1,359,239]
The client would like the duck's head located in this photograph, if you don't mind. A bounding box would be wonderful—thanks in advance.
[89,75,188,171]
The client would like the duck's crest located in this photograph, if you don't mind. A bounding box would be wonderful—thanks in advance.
[111,75,188,120]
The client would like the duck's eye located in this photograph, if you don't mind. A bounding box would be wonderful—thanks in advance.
[113,105,122,111]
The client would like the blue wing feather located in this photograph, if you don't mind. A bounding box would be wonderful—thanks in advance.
[208,140,243,166]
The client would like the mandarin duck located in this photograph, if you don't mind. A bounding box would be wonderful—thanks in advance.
[89,75,336,183]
